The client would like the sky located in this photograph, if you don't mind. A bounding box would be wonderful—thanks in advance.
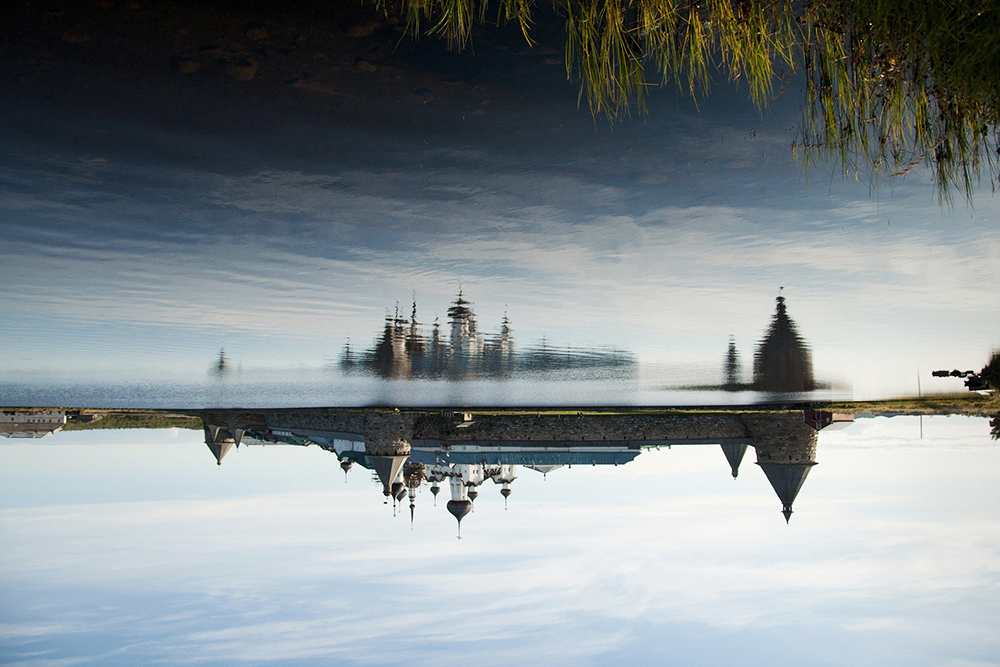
[1,415,998,666]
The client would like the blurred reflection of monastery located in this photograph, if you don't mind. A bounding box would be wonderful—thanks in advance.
[202,408,853,535]
[340,290,634,379]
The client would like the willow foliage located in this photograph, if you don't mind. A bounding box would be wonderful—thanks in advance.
[377,0,1000,203]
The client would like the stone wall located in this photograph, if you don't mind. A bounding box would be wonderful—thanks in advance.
[742,412,817,463]
[202,409,817,459]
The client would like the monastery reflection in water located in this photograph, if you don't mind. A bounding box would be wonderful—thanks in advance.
[203,408,854,535]
[339,290,635,380]
[336,290,819,393]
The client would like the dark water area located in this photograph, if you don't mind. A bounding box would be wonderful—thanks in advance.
[1,0,998,409]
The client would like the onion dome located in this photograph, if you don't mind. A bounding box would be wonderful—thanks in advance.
[446,499,473,539]
[468,488,479,502]
[393,482,406,502]
[340,458,353,473]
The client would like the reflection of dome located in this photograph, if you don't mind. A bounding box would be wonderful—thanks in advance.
[500,487,511,498]
[430,484,440,496]
[393,483,406,501]
[447,499,473,538]
[340,458,353,473]
[468,488,479,502]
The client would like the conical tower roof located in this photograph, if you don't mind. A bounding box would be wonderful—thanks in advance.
[720,442,748,478]
[368,455,409,496]
[206,441,233,466]
[757,462,817,523]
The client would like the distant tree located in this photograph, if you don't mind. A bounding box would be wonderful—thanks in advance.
[981,352,1000,392]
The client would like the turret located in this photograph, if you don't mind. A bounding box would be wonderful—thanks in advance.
[202,420,243,466]
[447,500,473,539]
[500,483,512,509]
[447,474,472,538]
[720,442,748,478]
[745,412,819,523]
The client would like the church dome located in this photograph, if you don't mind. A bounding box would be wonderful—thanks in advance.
[446,499,473,522]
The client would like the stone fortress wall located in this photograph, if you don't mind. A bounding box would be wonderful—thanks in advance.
[205,409,818,459]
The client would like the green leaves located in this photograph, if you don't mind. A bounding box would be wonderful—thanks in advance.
[375,0,998,203]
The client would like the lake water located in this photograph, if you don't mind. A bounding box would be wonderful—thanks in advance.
[1,413,998,666]
[1,0,998,409]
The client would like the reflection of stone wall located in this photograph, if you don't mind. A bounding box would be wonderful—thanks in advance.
[742,412,817,463]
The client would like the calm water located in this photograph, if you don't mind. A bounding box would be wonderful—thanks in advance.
[1,0,998,408]
[2,413,998,666]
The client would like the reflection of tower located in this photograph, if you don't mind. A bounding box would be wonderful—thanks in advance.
[339,456,353,481]
[720,442,748,478]
[448,289,480,376]
[724,336,741,386]
[753,296,815,392]
[496,312,515,375]
[406,300,424,356]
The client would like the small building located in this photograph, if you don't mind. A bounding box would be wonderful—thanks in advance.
[1,411,67,439]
